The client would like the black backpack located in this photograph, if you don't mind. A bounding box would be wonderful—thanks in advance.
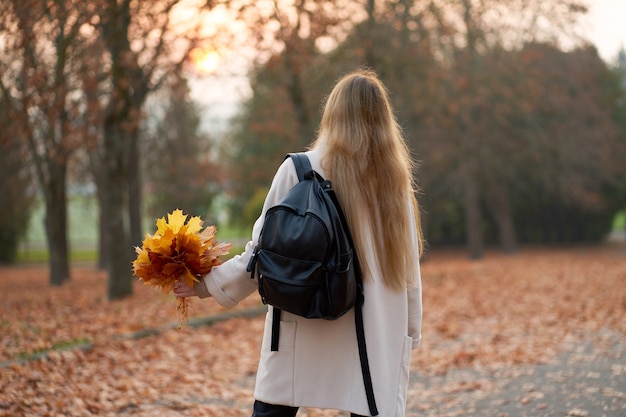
[247,153,378,416]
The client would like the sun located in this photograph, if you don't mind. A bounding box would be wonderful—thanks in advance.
[189,48,221,74]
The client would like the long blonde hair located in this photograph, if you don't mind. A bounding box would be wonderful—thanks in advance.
[311,69,423,290]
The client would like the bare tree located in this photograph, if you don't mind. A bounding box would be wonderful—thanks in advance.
[0,94,34,264]
[0,0,94,283]
[94,0,212,299]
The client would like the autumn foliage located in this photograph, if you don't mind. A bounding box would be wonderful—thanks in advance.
[1,246,625,416]
[133,209,231,325]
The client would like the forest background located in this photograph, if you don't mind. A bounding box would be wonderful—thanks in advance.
[1,0,626,301]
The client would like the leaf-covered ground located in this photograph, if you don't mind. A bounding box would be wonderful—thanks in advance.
[1,246,625,416]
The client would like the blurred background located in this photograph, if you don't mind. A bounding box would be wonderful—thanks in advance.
[1,0,625,300]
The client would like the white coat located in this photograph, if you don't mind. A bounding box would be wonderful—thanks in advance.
[199,149,422,417]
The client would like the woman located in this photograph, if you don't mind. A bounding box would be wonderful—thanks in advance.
[174,69,423,417]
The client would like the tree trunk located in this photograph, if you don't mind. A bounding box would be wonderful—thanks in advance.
[103,123,132,300]
[365,0,376,68]
[487,180,517,253]
[463,162,483,259]
[45,161,70,285]
[281,36,311,145]
[101,0,135,300]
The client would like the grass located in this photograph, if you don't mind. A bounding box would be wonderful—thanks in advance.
[18,195,250,265]
[17,246,244,265]
[19,196,621,264]
[17,249,99,264]
[17,337,92,362]
[613,210,626,230]
[16,250,49,263]
[17,244,244,265]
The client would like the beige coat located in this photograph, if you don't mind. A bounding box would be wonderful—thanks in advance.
[199,149,422,417]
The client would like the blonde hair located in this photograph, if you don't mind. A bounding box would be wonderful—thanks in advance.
[311,69,423,290]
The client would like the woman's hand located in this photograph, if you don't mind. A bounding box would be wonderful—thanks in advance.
[173,279,198,298]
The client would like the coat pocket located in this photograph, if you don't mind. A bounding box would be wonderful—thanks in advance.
[254,312,298,405]
[261,310,297,351]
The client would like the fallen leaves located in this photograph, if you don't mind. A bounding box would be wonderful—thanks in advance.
[1,245,625,416]
[413,246,626,375]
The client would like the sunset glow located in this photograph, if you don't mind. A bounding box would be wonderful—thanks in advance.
[189,48,221,74]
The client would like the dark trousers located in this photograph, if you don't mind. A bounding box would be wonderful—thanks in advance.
[252,400,366,417]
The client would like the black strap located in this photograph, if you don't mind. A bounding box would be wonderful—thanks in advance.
[354,293,377,415]
[269,153,306,352]
[327,184,378,416]
[270,153,378,416]
[287,153,311,182]
[271,307,281,351]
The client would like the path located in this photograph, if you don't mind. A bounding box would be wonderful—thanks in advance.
[406,328,625,417]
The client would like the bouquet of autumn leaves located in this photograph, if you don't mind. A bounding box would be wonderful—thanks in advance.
[132,209,231,327]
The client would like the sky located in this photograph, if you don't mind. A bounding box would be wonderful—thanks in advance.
[583,0,626,63]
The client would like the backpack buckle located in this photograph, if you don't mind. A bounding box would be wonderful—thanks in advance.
[247,246,259,278]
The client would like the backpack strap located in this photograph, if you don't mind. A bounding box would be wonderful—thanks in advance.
[287,153,312,182]
[269,154,307,352]
[271,306,281,351]
[269,153,310,353]
[326,187,379,416]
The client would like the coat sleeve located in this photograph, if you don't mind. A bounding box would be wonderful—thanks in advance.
[407,274,422,349]
[200,157,299,309]
[407,200,423,349]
